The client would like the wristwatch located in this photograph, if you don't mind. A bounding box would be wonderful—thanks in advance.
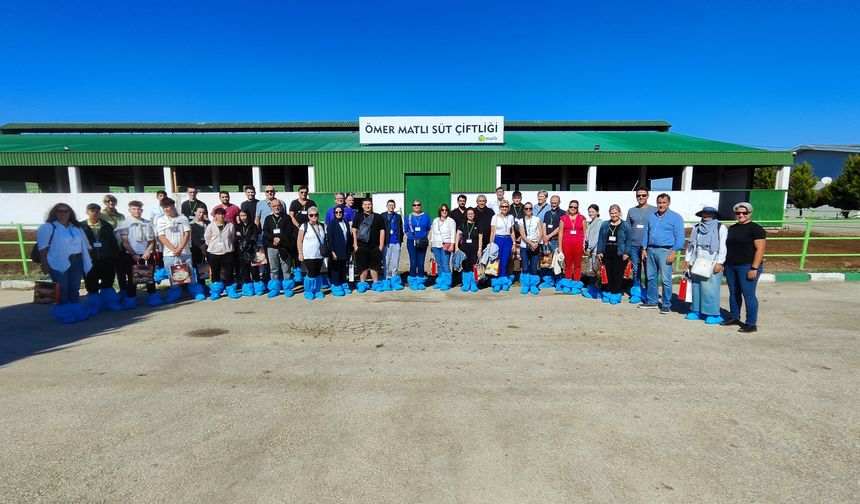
[750,266,758,270]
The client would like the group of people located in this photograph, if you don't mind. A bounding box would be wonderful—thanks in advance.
[36,186,766,332]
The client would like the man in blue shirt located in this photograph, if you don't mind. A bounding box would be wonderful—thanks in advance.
[626,186,657,293]
[639,193,686,313]
[325,192,356,226]
[382,199,404,282]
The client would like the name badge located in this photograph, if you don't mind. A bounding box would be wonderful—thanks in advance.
[636,224,645,229]
[608,236,617,242]
[415,227,421,231]
[94,242,102,248]
[273,229,281,235]
[570,230,577,235]
[547,224,554,229]
[465,239,473,244]
[301,210,308,214]
[390,230,395,234]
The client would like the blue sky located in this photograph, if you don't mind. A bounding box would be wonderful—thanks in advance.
[1,0,857,149]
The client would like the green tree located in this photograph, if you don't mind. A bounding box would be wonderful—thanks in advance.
[788,162,818,210]
[753,166,777,189]
[826,155,860,210]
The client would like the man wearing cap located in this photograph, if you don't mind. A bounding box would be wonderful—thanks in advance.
[639,193,686,314]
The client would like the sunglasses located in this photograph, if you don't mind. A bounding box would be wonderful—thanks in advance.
[441,209,448,212]
[524,207,533,210]
[300,191,308,195]
[265,190,275,193]
[569,206,578,209]
[500,205,510,208]
[735,211,750,215]
[413,203,421,207]
[334,210,343,214]
[636,194,648,198]
[309,213,319,217]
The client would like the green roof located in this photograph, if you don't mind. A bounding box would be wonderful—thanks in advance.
[0,120,671,134]
[0,131,762,153]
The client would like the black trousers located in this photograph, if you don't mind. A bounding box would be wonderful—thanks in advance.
[603,253,628,294]
[207,252,235,284]
[304,258,324,277]
[329,259,348,285]
[85,258,117,294]
[238,257,260,286]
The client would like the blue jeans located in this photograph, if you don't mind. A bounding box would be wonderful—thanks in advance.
[406,240,427,277]
[646,248,673,309]
[383,243,401,278]
[163,254,197,286]
[630,244,644,289]
[431,247,452,273]
[725,263,762,326]
[50,253,84,305]
[521,246,539,274]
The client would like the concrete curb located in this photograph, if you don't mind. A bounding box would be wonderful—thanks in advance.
[1,280,36,289]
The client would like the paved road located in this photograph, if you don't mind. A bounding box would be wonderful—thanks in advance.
[1,283,858,503]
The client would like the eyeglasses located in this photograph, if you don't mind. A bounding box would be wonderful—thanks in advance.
[524,207,533,210]
[735,211,750,215]
[309,213,318,217]
[334,210,343,214]
[500,205,510,208]
[265,190,274,193]
[441,209,448,213]
[568,206,578,209]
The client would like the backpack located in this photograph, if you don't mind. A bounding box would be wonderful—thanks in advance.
[30,225,55,263]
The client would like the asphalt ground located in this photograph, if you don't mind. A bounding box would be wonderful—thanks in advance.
[0,283,858,503]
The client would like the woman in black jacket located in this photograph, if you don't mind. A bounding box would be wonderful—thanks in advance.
[326,206,354,296]
[235,209,263,296]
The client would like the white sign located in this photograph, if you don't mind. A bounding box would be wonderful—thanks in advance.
[359,116,504,144]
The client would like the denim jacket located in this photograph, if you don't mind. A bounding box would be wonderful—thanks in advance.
[596,220,633,257]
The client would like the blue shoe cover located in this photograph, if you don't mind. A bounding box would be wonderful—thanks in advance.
[164,286,182,303]
[582,286,594,298]
[147,292,165,306]
[520,273,530,295]
[86,293,104,316]
[292,267,303,282]
[372,281,383,292]
[100,288,122,312]
[601,291,611,303]
[609,293,620,305]
[332,284,344,297]
[72,302,89,321]
[705,315,724,325]
[629,296,641,304]
[538,275,555,288]
[226,283,242,299]
[313,277,325,299]
[461,274,471,292]
[122,297,137,310]
[241,283,255,297]
[187,282,205,301]
[572,280,584,289]
[154,267,170,284]
[529,277,540,295]
[440,272,451,291]
[341,283,352,294]
[303,278,314,300]
[356,281,370,293]
[51,303,78,324]
[570,287,581,295]
[266,279,281,298]
[381,279,392,291]
[321,277,330,288]
[630,285,642,298]
[209,281,225,301]
[253,281,266,296]
[685,311,701,321]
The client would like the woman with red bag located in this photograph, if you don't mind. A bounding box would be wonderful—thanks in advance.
[556,200,588,294]
[596,204,632,305]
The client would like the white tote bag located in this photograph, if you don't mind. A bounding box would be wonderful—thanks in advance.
[691,250,714,279]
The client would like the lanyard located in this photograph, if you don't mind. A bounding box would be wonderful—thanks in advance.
[467,222,475,238]
[523,217,533,237]
[273,215,282,228]
[609,223,619,236]
[241,224,249,236]
[88,222,101,237]
[189,201,198,213]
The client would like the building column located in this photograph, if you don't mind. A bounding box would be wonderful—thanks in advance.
[211,166,220,192]
[163,166,174,193]
[307,165,316,193]
[776,165,791,190]
[495,165,502,189]
[251,166,262,191]
[132,167,143,192]
[682,165,694,191]
[54,166,66,192]
[67,166,82,194]
[639,166,648,189]
[587,165,598,192]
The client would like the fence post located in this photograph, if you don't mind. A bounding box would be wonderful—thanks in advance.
[799,220,813,270]
[17,224,29,275]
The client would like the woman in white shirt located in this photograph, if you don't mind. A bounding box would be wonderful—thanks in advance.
[204,207,237,299]
[684,206,728,324]
[297,207,327,300]
[516,202,545,295]
[488,199,516,290]
[430,204,457,290]
[37,203,92,314]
